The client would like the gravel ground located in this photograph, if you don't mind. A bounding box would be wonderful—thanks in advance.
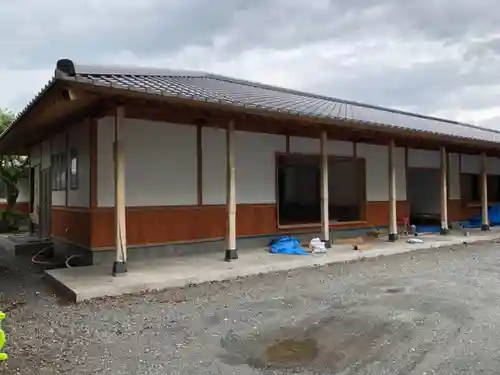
[2,242,500,374]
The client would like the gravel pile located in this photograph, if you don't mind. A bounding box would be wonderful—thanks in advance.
[1,243,500,374]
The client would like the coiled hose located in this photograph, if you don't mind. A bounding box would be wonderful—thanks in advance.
[31,245,82,268]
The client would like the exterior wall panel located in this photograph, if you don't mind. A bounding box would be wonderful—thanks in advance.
[67,121,90,207]
[51,132,66,206]
[97,117,198,207]
[448,153,460,200]
[408,149,440,169]
[461,154,480,174]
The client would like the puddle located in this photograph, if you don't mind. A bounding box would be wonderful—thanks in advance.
[220,312,409,372]
[264,338,318,367]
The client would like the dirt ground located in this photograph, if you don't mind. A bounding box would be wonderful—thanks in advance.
[2,241,500,374]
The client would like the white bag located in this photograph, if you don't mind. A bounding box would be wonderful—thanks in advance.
[310,237,327,253]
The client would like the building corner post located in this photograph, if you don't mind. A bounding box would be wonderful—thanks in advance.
[388,140,398,242]
[113,105,128,275]
[481,152,490,231]
[320,130,331,248]
[440,147,450,235]
[225,120,238,261]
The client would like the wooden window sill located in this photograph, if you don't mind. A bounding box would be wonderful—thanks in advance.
[466,201,500,208]
[278,221,368,230]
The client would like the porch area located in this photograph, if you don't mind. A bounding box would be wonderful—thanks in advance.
[45,227,500,302]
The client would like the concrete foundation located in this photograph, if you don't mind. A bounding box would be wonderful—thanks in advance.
[69,227,384,265]
[45,228,500,302]
[0,233,52,260]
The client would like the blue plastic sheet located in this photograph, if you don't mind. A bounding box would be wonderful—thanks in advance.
[415,225,441,233]
[465,204,500,228]
[269,236,309,255]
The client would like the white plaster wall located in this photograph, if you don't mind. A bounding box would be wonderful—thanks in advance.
[461,154,480,174]
[16,177,29,202]
[289,136,354,156]
[30,145,41,166]
[51,132,66,206]
[356,144,406,201]
[448,153,460,199]
[408,149,440,169]
[395,147,406,201]
[97,117,198,207]
[67,121,90,207]
[41,139,51,169]
[201,127,226,205]
[202,128,286,204]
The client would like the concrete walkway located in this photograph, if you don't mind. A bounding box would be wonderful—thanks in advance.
[45,229,500,302]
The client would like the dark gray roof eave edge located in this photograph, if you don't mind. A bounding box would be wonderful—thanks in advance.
[55,59,485,130]
[2,71,499,153]
[68,81,500,150]
[55,59,499,133]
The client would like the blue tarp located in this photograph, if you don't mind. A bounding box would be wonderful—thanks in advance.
[415,225,441,233]
[464,204,500,228]
[269,236,309,255]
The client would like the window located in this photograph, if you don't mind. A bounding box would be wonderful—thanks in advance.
[460,173,500,203]
[51,153,67,191]
[69,148,78,190]
[276,154,364,226]
[0,179,6,199]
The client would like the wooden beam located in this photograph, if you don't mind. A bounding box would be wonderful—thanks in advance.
[113,105,128,275]
[320,131,330,247]
[440,146,449,234]
[225,120,238,261]
[388,140,398,241]
[196,124,203,206]
[481,152,490,231]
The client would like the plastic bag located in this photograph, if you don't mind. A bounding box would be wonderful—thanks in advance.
[269,236,308,255]
[310,237,327,254]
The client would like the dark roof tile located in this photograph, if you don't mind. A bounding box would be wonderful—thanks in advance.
[6,58,500,146]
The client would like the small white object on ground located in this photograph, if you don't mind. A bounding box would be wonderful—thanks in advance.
[309,237,327,254]
[407,238,424,244]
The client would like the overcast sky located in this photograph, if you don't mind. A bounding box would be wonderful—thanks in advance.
[1,0,500,128]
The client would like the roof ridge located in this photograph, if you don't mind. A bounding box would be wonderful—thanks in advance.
[55,59,500,133]
[56,59,209,78]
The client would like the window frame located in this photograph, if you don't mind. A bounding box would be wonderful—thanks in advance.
[69,147,79,190]
[51,152,67,191]
[460,172,500,205]
[275,152,366,228]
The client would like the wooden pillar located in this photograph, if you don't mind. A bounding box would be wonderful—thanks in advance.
[481,152,490,231]
[320,131,331,247]
[440,147,449,234]
[388,140,398,241]
[113,105,127,275]
[225,120,238,261]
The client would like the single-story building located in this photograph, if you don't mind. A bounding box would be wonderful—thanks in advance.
[2,59,500,274]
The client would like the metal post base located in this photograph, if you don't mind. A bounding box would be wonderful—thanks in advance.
[388,233,399,242]
[440,228,450,235]
[225,249,238,261]
[112,261,128,276]
[324,240,332,249]
[481,224,491,232]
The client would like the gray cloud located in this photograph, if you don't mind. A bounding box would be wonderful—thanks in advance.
[1,0,500,128]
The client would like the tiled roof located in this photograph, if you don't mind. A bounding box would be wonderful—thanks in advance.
[10,59,500,145]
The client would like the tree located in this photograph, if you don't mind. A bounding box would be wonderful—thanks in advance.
[0,108,29,230]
